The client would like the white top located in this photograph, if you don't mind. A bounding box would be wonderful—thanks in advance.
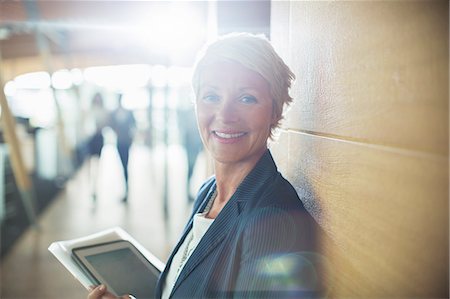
[162,213,214,299]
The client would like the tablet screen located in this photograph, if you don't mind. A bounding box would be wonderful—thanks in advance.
[73,240,160,299]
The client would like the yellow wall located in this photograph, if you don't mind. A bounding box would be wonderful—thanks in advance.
[270,1,448,297]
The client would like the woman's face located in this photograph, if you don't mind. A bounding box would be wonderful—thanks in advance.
[196,60,275,166]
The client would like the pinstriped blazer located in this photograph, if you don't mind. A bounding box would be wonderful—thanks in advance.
[155,150,323,298]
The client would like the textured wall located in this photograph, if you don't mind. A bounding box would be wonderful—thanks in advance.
[270,1,448,297]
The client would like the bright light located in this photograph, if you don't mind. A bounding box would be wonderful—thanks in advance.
[167,67,191,88]
[4,80,17,97]
[151,65,168,88]
[84,64,151,91]
[52,69,73,90]
[14,71,51,89]
[121,89,150,110]
[70,68,84,85]
[138,3,205,56]
[32,90,57,127]
[8,89,56,127]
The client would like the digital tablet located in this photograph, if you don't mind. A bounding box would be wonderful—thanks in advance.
[72,240,160,299]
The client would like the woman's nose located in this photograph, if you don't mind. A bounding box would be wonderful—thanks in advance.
[216,99,239,123]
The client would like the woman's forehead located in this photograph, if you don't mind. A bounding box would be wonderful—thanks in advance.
[198,60,269,90]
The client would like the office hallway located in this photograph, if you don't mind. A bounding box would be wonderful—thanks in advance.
[0,142,205,299]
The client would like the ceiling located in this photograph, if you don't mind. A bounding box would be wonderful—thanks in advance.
[0,1,209,81]
[0,1,270,82]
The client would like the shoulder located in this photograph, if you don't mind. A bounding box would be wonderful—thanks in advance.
[251,171,306,212]
[241,174,318,250]
[234,175,324,293]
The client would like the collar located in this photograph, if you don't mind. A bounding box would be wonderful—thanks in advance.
[156,150,279,298]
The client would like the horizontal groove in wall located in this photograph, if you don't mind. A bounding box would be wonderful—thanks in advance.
[281,128,449,162]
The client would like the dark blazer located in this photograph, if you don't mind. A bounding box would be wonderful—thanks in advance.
[156,150,323,298]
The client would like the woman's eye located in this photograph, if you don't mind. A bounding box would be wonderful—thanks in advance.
[240,95,257,104]
[202,94,220,103]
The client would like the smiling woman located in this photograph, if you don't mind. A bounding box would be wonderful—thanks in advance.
[88,33,325,299]
[196,60,274,166]
[159,33,324,299]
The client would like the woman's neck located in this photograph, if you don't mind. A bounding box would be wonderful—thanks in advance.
[205,162,253,219]
[214,163,251,201]
[205,149,267,219]
[214,149,267,203]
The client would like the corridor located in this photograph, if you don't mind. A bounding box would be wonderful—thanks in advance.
[0,142,205,299]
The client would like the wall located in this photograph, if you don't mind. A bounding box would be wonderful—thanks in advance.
[270,1,448,297]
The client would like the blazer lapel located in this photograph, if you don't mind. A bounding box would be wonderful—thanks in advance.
[164,150,278,297]
[155,180,216,298]
[170,194,245,296]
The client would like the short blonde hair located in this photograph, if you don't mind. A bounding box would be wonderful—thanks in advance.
[192,32,295,134]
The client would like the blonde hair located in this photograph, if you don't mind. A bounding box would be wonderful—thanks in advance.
[192,32,295,134]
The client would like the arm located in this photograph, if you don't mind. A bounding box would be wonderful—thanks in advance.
[234,207,322,298]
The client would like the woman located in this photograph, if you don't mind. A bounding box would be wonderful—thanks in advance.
[89,33,323,299]
[109,93,136,203]
[88,92,109,201]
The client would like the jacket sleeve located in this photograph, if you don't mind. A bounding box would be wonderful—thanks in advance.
[233,207,323,299]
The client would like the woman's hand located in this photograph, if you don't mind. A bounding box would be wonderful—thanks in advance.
[87,285,131,299]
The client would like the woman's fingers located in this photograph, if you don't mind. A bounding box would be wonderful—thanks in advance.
[87,284,132,299]
[87,284,106,299]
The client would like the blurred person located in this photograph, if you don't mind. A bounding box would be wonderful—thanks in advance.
[110,94,136,203]
[177,104,204,202]
[88,33,324,299]
[88,92,109,201]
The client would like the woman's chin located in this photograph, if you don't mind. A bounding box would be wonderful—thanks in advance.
[209,148,265,166]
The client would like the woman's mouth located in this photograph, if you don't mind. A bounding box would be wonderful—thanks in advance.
[212,130,247,143]
[214,131,246,139]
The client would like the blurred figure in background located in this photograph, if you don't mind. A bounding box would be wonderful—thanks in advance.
[177,104,203,202]
[110,94,136,203]
[88,93,109,201]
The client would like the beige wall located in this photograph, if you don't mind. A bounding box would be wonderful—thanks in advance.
[270,1,448,297]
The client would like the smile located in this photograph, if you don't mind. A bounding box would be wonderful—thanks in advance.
[213,131,247,139]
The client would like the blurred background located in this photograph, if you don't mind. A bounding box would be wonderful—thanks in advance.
[0,1,271,298]
[0,1,448,299]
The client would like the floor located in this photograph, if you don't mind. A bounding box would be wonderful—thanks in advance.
[0,142,207,299]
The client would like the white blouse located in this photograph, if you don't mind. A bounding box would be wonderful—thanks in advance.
[162,212,215,299]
